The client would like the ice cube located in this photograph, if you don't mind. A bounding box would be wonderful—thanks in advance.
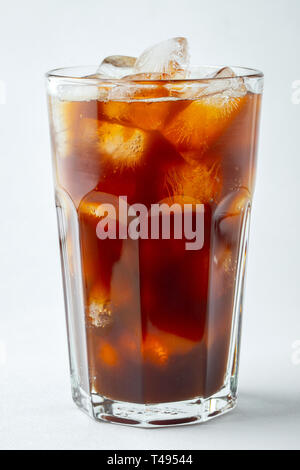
[210,66,247,97]
[96,55,136,78]
[162,76,248,155]
[57,84,100,101]
[50,98,70,157]
[78,119,151,169]
[86,279,114,328]
[167,66,247,100]
[96,121,150,169]
[100,99,171,131]
[99,342,119,366]
[175,159,223,204]
[142,331,196,366]
[216,189,251,241]
[105,71,172,101]
[214,66,236,78]
[108,79,171,101]
[134,37,189,77]
[79,192,120,219]
[188,66,217,79]
[143,334,168,365]
[88,300,113,328]
[123,72,172,81]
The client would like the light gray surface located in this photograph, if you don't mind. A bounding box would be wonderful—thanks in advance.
[0,0,300,450]
[1,331,300,450]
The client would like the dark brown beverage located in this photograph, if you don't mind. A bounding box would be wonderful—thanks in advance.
[50,85,261,404]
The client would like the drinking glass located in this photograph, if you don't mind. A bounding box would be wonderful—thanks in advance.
[46,66,263,427]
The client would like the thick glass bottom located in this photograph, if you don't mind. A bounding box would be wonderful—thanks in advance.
[71,383,237,428]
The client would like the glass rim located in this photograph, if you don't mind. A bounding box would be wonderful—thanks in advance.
[46,65,264,83]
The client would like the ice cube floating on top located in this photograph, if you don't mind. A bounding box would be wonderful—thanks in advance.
[96,37,189,79]
[55,37,248,102]
[51,38,250,165]
[97,55,136,79]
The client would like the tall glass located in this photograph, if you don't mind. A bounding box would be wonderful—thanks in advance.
[46,66,263,427]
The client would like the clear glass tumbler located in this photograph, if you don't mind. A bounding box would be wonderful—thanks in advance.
[46,66,263,427]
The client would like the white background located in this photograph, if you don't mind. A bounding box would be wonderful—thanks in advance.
[0,0,300,450]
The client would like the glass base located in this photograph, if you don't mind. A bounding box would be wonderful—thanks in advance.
[72,384,237,428]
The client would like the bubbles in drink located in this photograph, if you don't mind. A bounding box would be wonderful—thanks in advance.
[88,299,113,328]
[78,118,151,169]
[213,246,237,293]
